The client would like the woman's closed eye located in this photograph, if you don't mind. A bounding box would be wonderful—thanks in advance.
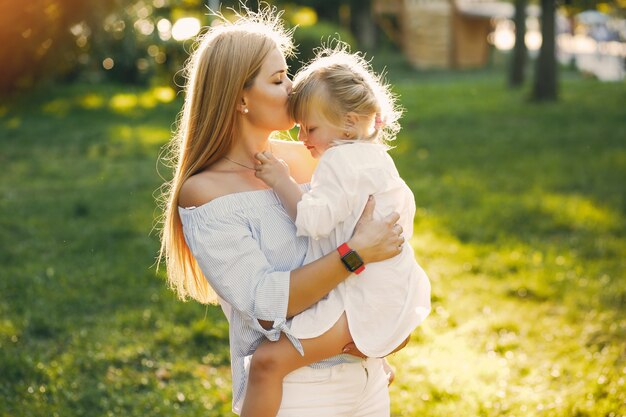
[274,74,289,85]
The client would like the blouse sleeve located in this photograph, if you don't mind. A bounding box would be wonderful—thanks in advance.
[295,146,365,240]
[180,210,290,338]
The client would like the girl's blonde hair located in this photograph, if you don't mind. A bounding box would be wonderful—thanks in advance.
[157,5,293,304]
[289,43,402,146]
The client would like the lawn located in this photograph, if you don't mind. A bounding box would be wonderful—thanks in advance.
[0,68,624,416]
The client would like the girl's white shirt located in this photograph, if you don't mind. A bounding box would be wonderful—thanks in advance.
[290,142,431,357]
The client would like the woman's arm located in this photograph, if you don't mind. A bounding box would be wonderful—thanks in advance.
[286,196,402,317]
[270,140,404,318]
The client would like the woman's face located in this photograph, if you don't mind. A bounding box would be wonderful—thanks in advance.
[244,47,293,132]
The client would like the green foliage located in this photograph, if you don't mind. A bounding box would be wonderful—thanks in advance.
[0,67,624,416]
[0,0,115,93]
[0,1,366,94]
[288,20,357,73]
[0,0,206,93]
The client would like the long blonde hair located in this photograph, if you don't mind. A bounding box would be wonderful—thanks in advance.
[158,5,294,304]
[289,44,402,146]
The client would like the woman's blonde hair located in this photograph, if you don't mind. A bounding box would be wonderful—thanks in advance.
[157,5,293,304]
[289,43,402,146]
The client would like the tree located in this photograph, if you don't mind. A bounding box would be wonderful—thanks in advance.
[349,0,377,50]
[0,0,108,94]
[509,0,527,88]
[532,0,558,101]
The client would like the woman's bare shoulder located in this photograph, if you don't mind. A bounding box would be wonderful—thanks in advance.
[178,171,224,208]
[271,139,317,182]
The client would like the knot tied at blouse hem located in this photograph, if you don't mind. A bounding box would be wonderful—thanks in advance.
[270,318,305,356]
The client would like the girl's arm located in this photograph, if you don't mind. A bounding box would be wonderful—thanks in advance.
[255,151,302,221]
[293,145,375,240]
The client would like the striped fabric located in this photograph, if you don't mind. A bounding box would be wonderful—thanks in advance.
[179,185,354,413]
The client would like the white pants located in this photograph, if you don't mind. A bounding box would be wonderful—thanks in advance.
[276,358,390,417]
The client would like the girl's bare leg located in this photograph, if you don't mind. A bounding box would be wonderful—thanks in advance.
[240,313,351,417]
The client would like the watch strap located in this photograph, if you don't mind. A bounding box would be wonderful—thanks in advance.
[337,243,352,256]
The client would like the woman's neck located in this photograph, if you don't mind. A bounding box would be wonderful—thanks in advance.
[227,130,272,164]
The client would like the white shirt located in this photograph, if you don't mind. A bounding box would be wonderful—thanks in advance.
[290,142,431,357]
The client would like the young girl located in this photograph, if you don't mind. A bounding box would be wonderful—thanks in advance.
[241,46,431,417]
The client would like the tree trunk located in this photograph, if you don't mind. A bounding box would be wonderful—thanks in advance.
[532,0,558,101]
[509,0,527,88]
[350,0,377,50]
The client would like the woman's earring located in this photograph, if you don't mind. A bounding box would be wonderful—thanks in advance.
[243,108,249,114]
[344,131,351,138]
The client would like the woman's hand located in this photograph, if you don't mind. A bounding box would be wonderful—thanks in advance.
[348,196,403,264]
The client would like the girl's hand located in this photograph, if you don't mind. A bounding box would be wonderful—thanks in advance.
[255,151,291,188]
[341,341,366,359]
[382,358,395,386]
[348,196,404,264]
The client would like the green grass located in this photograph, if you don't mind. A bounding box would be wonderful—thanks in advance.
[0,69,624,416]
[388,73,625,417]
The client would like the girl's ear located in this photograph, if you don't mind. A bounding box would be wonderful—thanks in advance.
[344,112,360,128]
[344,112,369,139]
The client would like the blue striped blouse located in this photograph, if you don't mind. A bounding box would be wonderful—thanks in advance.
[179,185,355,413]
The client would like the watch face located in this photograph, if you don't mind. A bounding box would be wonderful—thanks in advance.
[342,250,364,271]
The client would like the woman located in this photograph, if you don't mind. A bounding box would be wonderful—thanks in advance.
[159,6,406,416]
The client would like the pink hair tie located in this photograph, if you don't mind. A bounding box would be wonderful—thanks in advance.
[374,115,385,130]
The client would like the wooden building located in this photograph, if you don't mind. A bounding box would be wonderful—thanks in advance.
[373,0,516,69]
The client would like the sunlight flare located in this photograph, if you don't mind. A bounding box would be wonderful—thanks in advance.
[171,17,201,41]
